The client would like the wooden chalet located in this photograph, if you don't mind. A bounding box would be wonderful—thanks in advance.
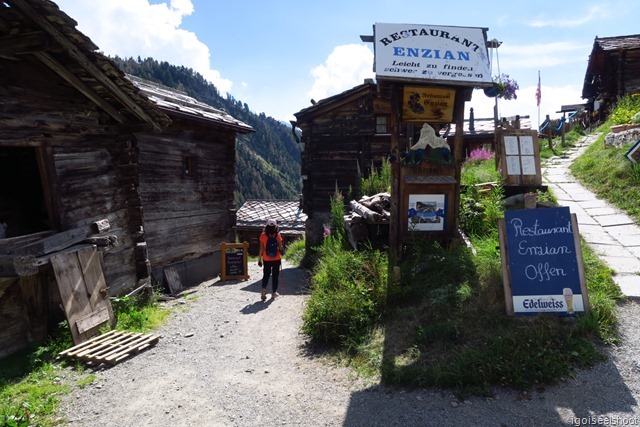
[293,80,392,247]
[293,83,524,248]
[0,0,253,358]
[583,34,640,119]
[129,76,254,290]
[0,0,173,357]
[235,199,306,255]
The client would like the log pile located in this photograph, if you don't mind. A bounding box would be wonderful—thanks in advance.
[344,193,391,249]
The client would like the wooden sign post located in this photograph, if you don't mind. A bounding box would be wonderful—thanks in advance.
[496,128,542,187]
[498,206,589,316]
[220,242,249,281]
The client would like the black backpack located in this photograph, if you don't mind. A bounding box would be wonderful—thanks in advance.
[266,234,278,257]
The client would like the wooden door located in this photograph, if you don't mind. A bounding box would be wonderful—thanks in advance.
[51,245,114,344]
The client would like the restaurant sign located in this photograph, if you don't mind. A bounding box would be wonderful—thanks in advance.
[373,23,492,85]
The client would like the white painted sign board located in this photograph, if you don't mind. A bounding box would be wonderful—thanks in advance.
[374,23,492,85]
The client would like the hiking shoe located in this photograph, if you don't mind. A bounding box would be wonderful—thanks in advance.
[271,292,277,299]
[261,290,267,301]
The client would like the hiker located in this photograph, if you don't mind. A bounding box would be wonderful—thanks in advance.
[257,218,284,301]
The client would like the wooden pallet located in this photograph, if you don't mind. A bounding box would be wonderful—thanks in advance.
[59,330,160,365]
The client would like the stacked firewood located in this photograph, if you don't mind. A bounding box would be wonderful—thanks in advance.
[344,193,391,249]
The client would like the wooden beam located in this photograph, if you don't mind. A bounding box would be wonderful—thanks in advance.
[14,227,88,257]
[0,31,50,55]
[8,0,163,132]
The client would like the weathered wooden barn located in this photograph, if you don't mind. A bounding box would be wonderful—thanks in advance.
[0,0,172,357]
[582,34,640,119]
[0,0,253,358]
[129,76,254,289]
[293,80,393,247]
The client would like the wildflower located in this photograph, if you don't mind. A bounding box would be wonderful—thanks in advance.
[493,74,519,100]
[468,147,495,162]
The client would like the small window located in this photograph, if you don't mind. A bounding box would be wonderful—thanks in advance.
[376,116,389,134]
[183,156,197,178]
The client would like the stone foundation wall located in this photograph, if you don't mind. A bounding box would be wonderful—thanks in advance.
[605,125,640,148]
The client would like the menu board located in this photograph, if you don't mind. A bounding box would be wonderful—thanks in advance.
[220,242,249,281]
[499,207,589,315]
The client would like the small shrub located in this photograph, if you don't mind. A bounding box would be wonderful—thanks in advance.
[329,184,346,241]
[283,238,306,266]
[112,293,170,333]
[609,94,640,125]
[302,239,388,350]
[360,158,391,197]
[459,183,504,237]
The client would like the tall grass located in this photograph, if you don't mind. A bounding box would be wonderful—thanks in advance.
[570,127,640,222]
[359,158,391,198]
[302,138,624,395]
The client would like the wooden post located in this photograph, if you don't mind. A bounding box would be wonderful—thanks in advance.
[561,113,566,147]
[545,115,553,152]
[388,84,402,264]
[18,273,48,344]
[452,88,471,233]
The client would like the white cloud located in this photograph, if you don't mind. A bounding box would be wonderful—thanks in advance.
[528,5,607,28]
[491,41,591,71]
[55,0,232,93]
[308,44,375,102]
[469,83,585,129]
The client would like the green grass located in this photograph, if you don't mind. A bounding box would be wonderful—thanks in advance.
[302,125,628,395]
[0,322,74,427]
[570,123,640,222]
[111,292,171,333]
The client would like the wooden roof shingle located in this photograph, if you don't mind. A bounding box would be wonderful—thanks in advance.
[1,0,171,131]
[236,200,307,234]
[127,75,254,134]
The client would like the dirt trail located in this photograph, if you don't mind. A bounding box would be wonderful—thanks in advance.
[58,259,640,427]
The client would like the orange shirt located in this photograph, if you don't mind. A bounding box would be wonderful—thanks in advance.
[260,232,283,261]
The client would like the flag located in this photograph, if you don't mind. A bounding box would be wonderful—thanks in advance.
[535,71,541,107]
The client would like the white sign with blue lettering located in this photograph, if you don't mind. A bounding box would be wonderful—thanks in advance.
[373,23,492,85]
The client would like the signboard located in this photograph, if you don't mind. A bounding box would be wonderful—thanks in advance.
[497,129,542,186]
[407,194,446,231]
[498,207,589,315]
[626,139,640,164]
[402,86,455,123]
[220,242,249,281]
[373,23,492,85]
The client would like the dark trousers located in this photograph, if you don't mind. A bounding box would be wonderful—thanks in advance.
[261,260,281,292]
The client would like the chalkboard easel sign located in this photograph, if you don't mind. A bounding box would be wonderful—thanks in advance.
[498,207,590,316]
[220,242,249,281]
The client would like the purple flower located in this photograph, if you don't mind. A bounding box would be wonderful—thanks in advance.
[493,74,519,101]
[468,147,495,162]
[323,224,331,238]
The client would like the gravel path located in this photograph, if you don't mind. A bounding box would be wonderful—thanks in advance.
[58,259,640,427]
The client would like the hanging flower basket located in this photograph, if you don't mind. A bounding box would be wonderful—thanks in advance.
[493,73,519,100]
[483,84,500,98]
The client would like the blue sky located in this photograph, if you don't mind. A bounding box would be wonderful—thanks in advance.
[55,0,640,128]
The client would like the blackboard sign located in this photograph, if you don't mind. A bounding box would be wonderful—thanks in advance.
[499,207,589,315]
[220,242,249,281]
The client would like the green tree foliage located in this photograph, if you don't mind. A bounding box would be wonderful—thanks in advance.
[112,56,302,206]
